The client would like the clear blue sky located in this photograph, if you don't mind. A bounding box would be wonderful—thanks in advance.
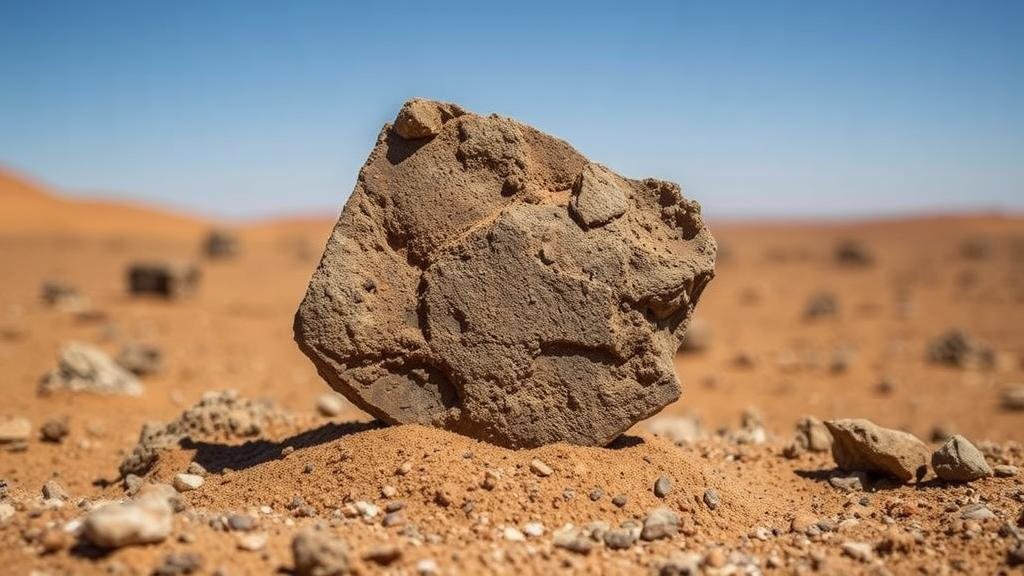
[1,1,1021,219]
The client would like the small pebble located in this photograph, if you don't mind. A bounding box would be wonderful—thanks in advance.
[530,459,553,477]
[703,489,720,510]
[611,494,628,508]
[523,521,545,537]
[42,479,69,501]
[994,465,1019,477]
[315,393,347,417]
[363,545,402,566]
[416,558,440,575]
[603,527,637,550]
[842,541,874,562]
[173,473,204,492]
[227,513,255,531]
[503,526,525,541]
[654,474,672,498]
[40,418,69,443]
[236,532,268,552]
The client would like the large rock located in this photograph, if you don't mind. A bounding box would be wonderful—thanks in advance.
[825,418,930,483]
[293,99,716,448]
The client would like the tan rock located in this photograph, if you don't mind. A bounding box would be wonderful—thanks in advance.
[293,99,716,448]
[825,418,929,483]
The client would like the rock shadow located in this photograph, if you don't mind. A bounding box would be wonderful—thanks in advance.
[385,131,430,165]
[794,467,946,492]
[184,420,382,473]
[607,434,645,449]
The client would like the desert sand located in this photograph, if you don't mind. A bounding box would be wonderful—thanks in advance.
[0,167,1022,574]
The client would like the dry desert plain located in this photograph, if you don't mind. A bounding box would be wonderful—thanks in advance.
[0,168,1022,575]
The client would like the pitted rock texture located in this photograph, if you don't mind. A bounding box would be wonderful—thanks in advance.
[294,99,716,448]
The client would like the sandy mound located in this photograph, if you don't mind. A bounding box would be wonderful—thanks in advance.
[150,424,769,540]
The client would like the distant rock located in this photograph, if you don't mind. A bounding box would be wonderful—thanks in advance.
[931,435,992,482]
[1001,384,1024,411]
[825,418,930,483]
[803,292,838,320]
[38,342,142,396]
[0,417,31,445]
[203,229,240,259]
[834,239,873,266]
[926,328,995,370]
[115,342,163,376]
[127,261,200,298]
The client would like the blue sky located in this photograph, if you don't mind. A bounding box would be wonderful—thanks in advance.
[1,1,1021,219]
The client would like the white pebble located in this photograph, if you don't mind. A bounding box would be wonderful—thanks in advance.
[173,473,204,492]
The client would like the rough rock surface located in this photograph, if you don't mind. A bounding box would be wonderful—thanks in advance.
[932,434,992,482]
[825,418,930,483]
[38,342,142,396]
[293,99,716,448]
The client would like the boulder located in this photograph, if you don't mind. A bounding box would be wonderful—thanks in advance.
[824,418,930,483]
[293,99,716,448]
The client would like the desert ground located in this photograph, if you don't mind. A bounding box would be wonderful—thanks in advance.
[0,167,1022,575]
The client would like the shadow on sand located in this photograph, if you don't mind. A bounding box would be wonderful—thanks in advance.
[184,420,383,474]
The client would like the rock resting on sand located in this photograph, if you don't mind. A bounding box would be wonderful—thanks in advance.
[294,99,717,448]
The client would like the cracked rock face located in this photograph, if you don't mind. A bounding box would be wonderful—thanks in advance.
[294,99,716,448]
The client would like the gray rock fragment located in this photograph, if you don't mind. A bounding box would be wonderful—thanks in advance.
[932,434,992,482]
